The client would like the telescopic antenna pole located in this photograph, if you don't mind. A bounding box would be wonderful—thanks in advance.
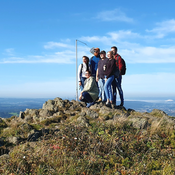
[76,39,78,101]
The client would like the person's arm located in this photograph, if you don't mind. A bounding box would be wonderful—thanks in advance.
[78,64,82,86]
[96,68,99,82]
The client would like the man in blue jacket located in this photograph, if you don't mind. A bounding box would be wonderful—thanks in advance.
[89,48,101,78]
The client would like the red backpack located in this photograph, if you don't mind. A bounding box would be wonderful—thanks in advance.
[116,55,126,75]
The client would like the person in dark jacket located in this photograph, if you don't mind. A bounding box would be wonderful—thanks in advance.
[111,46,124,106]
[89,48,101,78]
[104,51,115,107]
[96,50,108,102]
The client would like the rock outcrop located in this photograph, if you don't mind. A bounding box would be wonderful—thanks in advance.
[0,97,175,158]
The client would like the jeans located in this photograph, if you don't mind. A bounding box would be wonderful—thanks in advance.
[104,75,114,102]
[98,78,106,101]
[80,91,93,103]
[80,77,86,91]
[112,75,124,104]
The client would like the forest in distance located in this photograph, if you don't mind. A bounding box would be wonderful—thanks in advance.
[0,97,175,118]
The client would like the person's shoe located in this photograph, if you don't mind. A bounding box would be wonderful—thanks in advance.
[86,102,95,108]
[97,98,102,102]
[106,102,111,108]
[119,102,124,107]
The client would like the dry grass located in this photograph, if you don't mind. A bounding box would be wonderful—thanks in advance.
[0,119,175,174]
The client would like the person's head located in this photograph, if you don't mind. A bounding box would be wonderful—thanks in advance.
[85,70,91,78]
[82,56,89,64]
[107,51,114,59]
[94,48,100,57]
[100,50,106,59]
[111,46,117,55]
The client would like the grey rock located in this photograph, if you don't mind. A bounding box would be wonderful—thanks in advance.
[54,97,65,108]
[19,123,33,131]
[39,109,53,117]
[19,111,25,119]
[85,109,99,119]
[6,136,21,144]
[129,117,149,129]
[77,116,89,127]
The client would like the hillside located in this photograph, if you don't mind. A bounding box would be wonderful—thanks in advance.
[0,97,175,174]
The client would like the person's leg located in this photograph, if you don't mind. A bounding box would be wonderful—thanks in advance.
[98,79,102,101]
[80,91,95,108]
[115,75,124,106]
[80,77,86,91]
[101,79,107,102]
[104,75,114,104]
[111,79,117,105]
[107,75,114,102]
[80,91,93,102]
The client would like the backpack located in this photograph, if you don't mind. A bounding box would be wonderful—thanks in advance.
[116,55,126,75]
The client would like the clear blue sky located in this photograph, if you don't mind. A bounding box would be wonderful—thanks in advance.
[0,0,175,100]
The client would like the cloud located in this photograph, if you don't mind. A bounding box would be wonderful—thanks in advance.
[96,8,134,23]
[81,29,175,63]
[4,48,15,56]
[0,51,76,64]
[146,19,175,38]
[44,42,70,49]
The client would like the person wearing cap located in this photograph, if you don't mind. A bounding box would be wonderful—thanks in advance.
[111,46,124,106]
[89,48,101,78]
[96,50,108,102]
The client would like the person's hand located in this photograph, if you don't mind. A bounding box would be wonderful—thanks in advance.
[96,77,98,82]
[79,92,83,100]
[79,82,82,86]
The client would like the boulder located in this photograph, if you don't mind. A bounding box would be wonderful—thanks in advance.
[6,136,21,144]
[76,116,89,127]
[129,117,149,129]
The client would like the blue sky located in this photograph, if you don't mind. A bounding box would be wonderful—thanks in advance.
[0,0,175,100]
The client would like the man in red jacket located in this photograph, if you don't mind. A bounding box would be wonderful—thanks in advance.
[111,46,124,106]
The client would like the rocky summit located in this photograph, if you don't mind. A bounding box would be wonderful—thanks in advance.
[0,97,175,174]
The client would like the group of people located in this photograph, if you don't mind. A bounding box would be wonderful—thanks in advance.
[78,46,124,108]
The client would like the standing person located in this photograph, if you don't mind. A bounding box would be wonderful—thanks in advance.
[104,51,115,107]
[79,70,99,108]
[78,56,90,91]
[89,48,101,78]
[96,50,108,102]
[111,46,124,106]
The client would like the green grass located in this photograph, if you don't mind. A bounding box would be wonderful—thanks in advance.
[0,120,175,174]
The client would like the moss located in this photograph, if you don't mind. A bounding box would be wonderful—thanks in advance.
[31,124,43,130]
[40,116,67,126]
